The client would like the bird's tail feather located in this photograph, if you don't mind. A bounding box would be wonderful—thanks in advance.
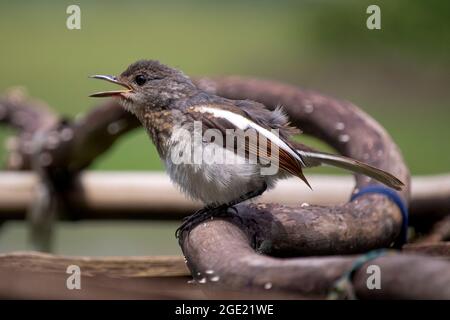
[296,150,404,190]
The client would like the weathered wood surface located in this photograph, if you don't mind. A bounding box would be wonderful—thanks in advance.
[0,251,188,277]
[0,251,305,299]
[182,219,450,299]
[404,242,450,257]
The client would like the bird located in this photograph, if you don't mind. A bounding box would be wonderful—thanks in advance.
[90,60,404,237]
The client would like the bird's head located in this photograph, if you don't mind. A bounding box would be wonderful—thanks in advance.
[90,60,195,112]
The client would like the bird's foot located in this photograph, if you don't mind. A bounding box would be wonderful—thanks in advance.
[175,204,238,239]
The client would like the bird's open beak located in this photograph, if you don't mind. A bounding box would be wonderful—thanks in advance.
[89,75,132,97]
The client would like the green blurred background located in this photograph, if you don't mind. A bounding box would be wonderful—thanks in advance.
[0,0,449,255]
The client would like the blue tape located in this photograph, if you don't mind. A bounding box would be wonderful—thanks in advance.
[350,185,408,248]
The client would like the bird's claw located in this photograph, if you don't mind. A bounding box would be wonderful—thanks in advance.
[175,205,240,239]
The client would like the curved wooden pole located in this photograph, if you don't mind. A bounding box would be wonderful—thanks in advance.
[182,218,450,299]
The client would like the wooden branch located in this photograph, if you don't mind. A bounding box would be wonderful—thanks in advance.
[408,176,450,229]
[0,88,139,172]
[0,88,58,134]
[0,90,139,250]
[0,172,448,225]
[0,251,188,277]
[0,88,59,169]
[181,217,450,299]
[414,216,450,244]
[403,242,450,257]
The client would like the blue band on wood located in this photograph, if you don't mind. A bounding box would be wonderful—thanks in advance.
[350,185,408,248]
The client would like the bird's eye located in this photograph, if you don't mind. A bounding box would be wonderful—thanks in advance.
[135,75,147,86]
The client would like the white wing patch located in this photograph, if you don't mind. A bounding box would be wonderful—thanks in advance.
[195,106,305,167]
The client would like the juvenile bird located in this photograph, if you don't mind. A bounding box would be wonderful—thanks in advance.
[90,60,403,236]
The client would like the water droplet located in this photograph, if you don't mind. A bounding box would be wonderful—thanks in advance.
[107,122,121,135]
[264,282,272,290]
[338,134,350,143]
[205,270,214,274]
[60,128,74,141]
[198,278,207,284]
[304,102,314,113]
[210,275,220,282]
[301,202,310,207]
[335,122,345,130]
[46,134,59,150]
[107,120,127,135]
[197,272,201,276]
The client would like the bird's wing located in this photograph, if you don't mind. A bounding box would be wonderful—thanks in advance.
[186,104,311,188]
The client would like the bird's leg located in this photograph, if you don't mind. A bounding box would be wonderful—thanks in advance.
[226,182,268,207]
[176,183,267,238]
